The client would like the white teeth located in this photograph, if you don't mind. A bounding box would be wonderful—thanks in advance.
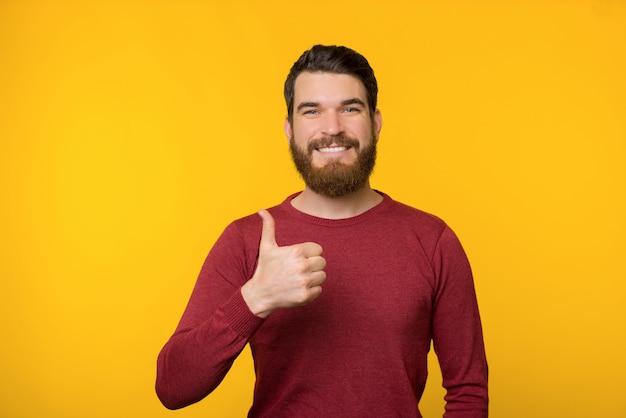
[318,146,348,153]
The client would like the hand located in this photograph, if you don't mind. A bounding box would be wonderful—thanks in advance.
[241,209,326,318]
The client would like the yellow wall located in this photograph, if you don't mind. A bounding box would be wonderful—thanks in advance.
[1,1,625,417]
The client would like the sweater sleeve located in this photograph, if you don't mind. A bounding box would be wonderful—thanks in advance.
[431,226,489,418]
[155,222,265,409]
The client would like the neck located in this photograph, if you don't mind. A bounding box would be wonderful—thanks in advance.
[290,183,383,219]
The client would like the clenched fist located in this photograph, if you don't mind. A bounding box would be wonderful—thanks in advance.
[241,209,327,318]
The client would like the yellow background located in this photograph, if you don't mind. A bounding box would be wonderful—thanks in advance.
[1,0,625,417]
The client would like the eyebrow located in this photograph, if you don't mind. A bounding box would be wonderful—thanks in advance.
[341,98,367,108]
[296,98,367,113]
[296,102,320,112]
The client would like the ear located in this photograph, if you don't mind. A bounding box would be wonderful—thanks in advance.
[373,109,383,141]
[284,116,293,141]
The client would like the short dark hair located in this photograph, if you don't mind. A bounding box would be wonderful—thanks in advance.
[284,45,378,123]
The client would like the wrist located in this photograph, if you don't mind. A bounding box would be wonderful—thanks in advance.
[241,281,273,319]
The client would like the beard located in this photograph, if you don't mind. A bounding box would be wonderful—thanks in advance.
[289,133,377,198]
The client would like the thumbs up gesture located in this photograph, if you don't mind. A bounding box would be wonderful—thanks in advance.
[241,209,327,318]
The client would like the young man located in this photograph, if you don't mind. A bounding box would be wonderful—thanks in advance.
[156,45,488,417]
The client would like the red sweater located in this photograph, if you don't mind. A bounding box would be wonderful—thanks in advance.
[156,192,488,417]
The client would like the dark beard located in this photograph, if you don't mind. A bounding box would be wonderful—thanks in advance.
[289,134,377,198]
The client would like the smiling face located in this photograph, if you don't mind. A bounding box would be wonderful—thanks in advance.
[285,71,382,197]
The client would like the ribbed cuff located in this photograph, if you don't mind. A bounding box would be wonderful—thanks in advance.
[222,288,265,339]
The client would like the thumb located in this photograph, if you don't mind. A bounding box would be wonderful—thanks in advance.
[258,209,278,249]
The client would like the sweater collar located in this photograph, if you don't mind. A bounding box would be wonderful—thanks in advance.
[279,190,392,227]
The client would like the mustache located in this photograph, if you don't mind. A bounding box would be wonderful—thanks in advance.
[307,136,360,153]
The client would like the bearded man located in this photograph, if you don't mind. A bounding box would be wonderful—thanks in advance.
[156,45,489,417]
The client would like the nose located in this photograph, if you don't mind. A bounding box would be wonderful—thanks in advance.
[321,111,343,136]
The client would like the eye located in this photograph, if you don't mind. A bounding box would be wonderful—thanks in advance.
[343,107,359,114]
[303,109,319,115]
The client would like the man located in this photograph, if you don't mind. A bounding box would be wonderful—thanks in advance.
[156,45,488,417]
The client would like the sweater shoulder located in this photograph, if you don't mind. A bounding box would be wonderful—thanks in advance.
[385,198,448,233]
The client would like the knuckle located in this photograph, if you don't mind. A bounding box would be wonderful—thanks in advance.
[295,276,310,288]
[294,259,310,272]
[292,289,310,305]
[289,246,305,258]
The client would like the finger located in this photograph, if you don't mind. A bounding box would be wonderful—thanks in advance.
[308,270,327,287]
[258,209,278,248]
[299,241,323,258]
[307,255,327,272]
[306,284,323,301]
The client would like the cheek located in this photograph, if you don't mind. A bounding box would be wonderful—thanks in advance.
[346,118,372,135]
[351,127,374,145]
[293,124,317,143]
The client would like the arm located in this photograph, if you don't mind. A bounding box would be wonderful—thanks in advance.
[432,226,489,418]
[155,210,327,409]
[155,223,265,409]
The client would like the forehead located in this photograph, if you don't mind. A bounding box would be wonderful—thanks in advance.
[293,71,368,105]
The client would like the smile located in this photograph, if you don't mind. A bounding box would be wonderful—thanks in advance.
[317,146,349,153]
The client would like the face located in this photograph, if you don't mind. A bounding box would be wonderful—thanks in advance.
[285,72,382,197]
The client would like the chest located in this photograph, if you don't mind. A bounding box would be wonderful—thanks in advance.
[254,226,436,347]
